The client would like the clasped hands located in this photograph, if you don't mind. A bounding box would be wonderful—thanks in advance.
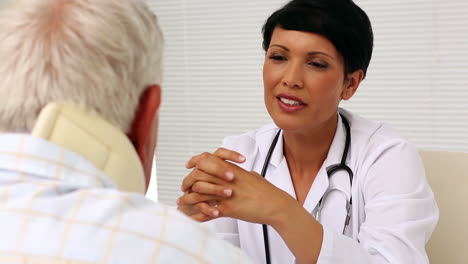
[177,148,294,226]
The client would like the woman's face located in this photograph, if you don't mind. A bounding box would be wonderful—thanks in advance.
[263,26,361,133]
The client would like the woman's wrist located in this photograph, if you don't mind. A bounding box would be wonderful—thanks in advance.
[266,193,302,229]
[268,196,324,264]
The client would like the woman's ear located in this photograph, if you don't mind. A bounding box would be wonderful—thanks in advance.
[342,70,364,100]
[127,85,161,188]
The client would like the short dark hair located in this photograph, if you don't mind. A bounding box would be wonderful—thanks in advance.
[262,0,373,78]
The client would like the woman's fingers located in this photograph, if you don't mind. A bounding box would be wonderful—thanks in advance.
[189,153,236,181]
[182,149,246,192]
[177,192,221,206]
[213,148,246,163]
[191,181,232,198]
[186,148,245,169]
[195,202,220,218]
[178,202,220,222]
[181,167,229,192]
[177,204,196,216]
[191,213,216,222]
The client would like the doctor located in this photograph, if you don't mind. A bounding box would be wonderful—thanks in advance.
[177,0,438,263]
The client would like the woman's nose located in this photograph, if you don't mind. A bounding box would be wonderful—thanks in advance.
[282,63,303,89]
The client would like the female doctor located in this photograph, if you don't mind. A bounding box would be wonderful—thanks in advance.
[177,0,439,263]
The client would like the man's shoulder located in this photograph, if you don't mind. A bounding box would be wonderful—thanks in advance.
[1,180,249,263]
[75,189,251,263]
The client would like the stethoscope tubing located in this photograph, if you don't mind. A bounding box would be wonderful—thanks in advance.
[260,113,352,264]
[260,130,281,264]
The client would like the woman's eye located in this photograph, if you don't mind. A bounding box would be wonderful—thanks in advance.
[269,54,286,61]
[309,61,328,69]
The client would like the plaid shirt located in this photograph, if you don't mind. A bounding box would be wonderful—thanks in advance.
[0,134,250,264]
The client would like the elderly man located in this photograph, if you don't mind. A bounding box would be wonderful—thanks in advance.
[0,0,250,263]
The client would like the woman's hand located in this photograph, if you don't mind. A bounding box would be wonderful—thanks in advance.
[176,195,222,222]
[178,148,324,264]
[177,148,245,222]
[178,148,296,226]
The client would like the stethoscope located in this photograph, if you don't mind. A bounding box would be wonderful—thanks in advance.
[260,113,353,264]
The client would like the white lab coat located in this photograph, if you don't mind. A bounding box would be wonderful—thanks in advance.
[205,108,438,264]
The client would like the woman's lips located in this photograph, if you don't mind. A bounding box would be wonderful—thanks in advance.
[276,94,306,112]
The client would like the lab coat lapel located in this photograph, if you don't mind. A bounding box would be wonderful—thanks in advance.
[256,125,283,170]
[302,165,329,215]
[256,128,297,199]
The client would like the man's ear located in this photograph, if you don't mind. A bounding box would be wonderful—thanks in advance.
[127,85,161,187]
[342,70,364,100]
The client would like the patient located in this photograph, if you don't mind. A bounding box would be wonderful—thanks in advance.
[0,0,250,263]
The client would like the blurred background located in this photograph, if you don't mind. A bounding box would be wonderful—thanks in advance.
[144,0,468,205]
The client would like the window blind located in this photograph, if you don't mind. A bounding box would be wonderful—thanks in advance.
[145,0,468,205]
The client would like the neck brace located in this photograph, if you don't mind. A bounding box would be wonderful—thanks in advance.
[31,103,146,194]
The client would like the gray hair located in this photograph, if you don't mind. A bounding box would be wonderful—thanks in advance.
[0,0,163,132]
